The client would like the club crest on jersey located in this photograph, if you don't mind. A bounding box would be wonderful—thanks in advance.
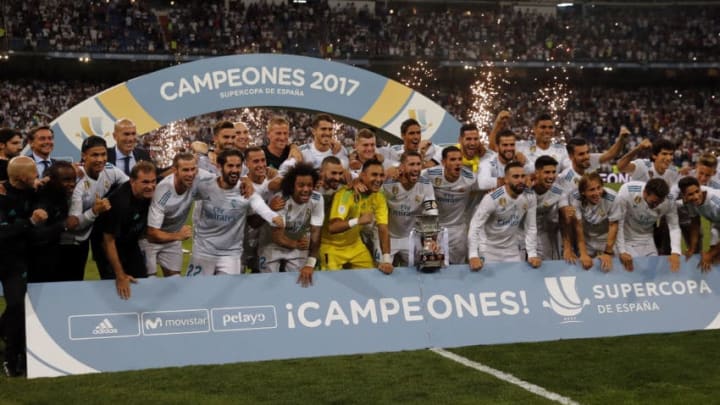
[392,185,399,195]
[634,196,642,204]
[104,180,110,189]
[530,145,536,153]
[434,177,442,187]
[415,195,422,203]
[499,197,507,208]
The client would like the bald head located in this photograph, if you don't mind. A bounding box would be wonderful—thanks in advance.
[7,156,38,189]
[114,118,136,131]
[113,118,138,155]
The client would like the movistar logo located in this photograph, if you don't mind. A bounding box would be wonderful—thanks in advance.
[144,317,163,330]
[542,277,590,322]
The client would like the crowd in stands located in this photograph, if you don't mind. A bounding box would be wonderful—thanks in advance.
[1,79,718,170]
[3,1,719,62]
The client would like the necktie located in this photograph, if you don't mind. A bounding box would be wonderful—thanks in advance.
[123,156,131,176]
[40,160,50,177]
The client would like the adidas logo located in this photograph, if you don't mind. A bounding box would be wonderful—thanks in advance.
[92,318,118,335]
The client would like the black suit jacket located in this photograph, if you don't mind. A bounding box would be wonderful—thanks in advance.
[107,147,152,166]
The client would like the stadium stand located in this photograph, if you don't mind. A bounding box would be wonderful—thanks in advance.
[2,1,719,62]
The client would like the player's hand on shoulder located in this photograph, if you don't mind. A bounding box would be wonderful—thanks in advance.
[269,196,286,211]
[271,215,284,228]
[240,177,254,198]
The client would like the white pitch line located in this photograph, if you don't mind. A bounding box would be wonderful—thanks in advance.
[430,348,580,405]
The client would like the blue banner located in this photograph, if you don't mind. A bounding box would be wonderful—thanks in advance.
[49,54,461,158]
[26,257,720,378]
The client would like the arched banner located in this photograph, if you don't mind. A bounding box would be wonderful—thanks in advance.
[50,54,460,158]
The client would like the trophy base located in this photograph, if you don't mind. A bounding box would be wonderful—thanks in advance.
[416,255,444,273]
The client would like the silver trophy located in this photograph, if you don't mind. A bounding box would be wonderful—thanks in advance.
[413,201,445,272]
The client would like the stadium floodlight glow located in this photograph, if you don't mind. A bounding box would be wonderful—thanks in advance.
[557,2,574,7]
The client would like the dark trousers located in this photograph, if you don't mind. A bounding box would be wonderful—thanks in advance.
[1,259,27,367]
[90,230,113,280]
[57,240,90,282]
[654,218,671,256]
[27,244,61,283]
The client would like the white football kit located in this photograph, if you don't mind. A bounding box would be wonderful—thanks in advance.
[468,186,538,263]
[142,169,214,275]
[258,191,324,273]
[422,166,479,264]
[611,181,681,257]
[187,179,278,276]
[382,176,437,265]
[570,188,619,256]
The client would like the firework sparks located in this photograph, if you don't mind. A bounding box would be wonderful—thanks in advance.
[146,120,192,168]
[396,60,439,98]
[536,66,572,142]
[467,64,510,141]
[468,71,498,140]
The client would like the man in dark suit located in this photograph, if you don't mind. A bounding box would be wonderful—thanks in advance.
[24,125,56,178]
[107,118,152,175]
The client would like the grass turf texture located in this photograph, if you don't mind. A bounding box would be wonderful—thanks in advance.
[0,332,718,403]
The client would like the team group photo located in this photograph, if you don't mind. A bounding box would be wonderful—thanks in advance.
[1,0,719,403]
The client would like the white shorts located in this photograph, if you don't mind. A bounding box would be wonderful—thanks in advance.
[139,239,183,275]
[712,225,720,246]
[484,245,523,263]
[259,245,307,273]
[536,228,561,261]
[187,253,242,276]
[445,225,468,265]
[623,239,657,257]
[584,236,610,257]
[390,237,409,266]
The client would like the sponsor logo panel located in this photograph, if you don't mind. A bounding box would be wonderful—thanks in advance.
[141,309,210,336]
[68,313,140,340]
[211,306,278,332]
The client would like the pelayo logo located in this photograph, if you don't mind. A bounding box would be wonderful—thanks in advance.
[542,277,591,323]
